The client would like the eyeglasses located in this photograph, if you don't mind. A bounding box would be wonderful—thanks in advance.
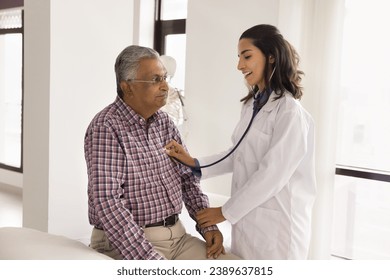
[127,75,171,85]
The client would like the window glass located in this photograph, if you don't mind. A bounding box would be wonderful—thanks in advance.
[332,175,390,259]
[161,0,188,20]
[165,34,186,90]
[0,33,22,168]
[0,9,22,29]
[0,9,23,170]
[332,0,390,260]
[336,0,390,172]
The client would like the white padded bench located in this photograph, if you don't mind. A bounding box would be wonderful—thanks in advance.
[0,227,111,260]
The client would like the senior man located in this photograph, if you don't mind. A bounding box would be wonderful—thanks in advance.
[84,45,239,260]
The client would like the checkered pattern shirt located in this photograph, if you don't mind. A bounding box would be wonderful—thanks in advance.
[84,96,214,260]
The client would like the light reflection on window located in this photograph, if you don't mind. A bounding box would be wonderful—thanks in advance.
[165,34,186,90]
[332,0,390,260]
[336,0,390,172]
[0,33,23,168]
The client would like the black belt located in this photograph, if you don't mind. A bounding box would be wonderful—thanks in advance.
[145,214,179,228]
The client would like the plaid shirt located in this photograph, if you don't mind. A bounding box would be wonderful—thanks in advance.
[84,97,214,260]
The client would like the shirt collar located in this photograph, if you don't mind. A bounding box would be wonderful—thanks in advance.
[114,96,161,126]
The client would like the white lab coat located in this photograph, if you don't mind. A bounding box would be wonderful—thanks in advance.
[199,91,316,260]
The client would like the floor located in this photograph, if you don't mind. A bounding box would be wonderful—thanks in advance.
[0,183,23,228]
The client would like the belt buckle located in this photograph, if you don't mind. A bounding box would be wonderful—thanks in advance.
[163,214,176,227]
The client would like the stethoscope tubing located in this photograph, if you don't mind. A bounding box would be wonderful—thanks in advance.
[175,89,270,169]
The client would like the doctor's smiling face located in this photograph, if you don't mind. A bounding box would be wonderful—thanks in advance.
[237,38,267,91]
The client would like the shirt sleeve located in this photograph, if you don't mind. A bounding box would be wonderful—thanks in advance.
[85,123,164,260]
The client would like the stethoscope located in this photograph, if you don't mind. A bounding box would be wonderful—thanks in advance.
[175,87,272,169]
[170,65,277,169]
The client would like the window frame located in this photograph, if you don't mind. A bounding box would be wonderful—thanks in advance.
[0,10,24,173]
[153,0,186,55]
[0,0,23,10]
[336,167,390,183]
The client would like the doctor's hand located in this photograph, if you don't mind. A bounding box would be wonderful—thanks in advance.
[196,207,226,228]
[164,140,196,167]
[204,230,225,259]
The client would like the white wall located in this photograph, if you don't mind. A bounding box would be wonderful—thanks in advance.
[185,0,279,196]
[23,0,134,240]
[23,0,51,232]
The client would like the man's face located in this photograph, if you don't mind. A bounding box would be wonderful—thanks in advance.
[123,58,169,119]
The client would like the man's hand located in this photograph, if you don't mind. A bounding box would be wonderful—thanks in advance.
[204,230,225,259]
[196,207,226,228]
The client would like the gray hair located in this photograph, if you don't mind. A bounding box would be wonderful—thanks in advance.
[114,45,160,98]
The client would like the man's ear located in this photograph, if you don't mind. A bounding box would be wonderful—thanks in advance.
[269,56,275,64]
[120,81,132,96]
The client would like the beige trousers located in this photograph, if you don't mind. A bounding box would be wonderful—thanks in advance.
[90,220,240,260]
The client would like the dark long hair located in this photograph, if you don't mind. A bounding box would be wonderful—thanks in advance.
[239,24,304,104]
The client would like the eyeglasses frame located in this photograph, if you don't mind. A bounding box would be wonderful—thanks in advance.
[126,74,171,85]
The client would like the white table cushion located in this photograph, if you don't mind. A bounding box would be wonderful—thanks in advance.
[0,227,112,260]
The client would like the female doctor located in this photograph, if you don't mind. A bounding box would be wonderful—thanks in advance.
[165,24,316,260]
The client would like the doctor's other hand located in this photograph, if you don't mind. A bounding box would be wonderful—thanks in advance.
[204,230,225,259]
[196,207,226,228]
[165,140,196,167]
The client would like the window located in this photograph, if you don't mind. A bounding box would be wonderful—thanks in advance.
[154,0,188,137]
[154,0,187,90]
[0,9,23,172]
[332,0,390,259]
[336,0,390,172]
